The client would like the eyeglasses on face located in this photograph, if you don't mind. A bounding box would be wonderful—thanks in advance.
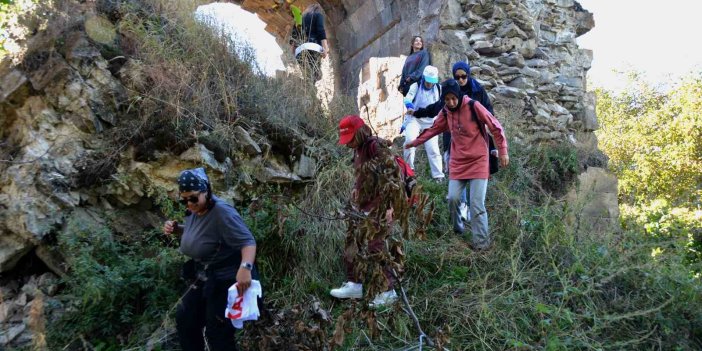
[179,193,201,205]
[455,74,468,80]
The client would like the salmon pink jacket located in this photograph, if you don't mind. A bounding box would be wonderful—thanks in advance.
[408,95,508,180]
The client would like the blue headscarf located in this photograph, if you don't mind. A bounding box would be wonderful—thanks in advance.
[178,167,209,193]
[452,61,481,95]
[451,61,471,77]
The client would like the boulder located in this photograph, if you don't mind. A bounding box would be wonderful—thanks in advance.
[0,323,25,346]
[260,157,301,184]
[27,55,71,91]
[567,167,620,235]
[293,153,318,179]
[496,22,529,40]
[508,76,535,90]
[440,0,463,28]
[499,52,526,67]
[84,15,117,45]
[575,9,595,36]
[0,66,27,103]
[233,126,262,156]
[581,91,598,131]
[493,85,527,100]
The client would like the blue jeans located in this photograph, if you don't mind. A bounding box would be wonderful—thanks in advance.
[448,179,490,248]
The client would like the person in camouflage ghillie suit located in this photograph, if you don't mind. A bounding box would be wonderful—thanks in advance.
[330,115,411,307]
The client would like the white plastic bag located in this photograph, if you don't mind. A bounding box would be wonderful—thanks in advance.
[225,280,262,329]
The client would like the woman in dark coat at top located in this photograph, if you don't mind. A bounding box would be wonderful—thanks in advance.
[398,36,430,96]
[299,2,330,81]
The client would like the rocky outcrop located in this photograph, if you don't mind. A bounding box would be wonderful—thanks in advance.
[0,2,323,274]
[430,0,596,147]
[0,273,63,349]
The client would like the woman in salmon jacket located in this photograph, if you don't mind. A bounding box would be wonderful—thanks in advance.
[405,79,509,251]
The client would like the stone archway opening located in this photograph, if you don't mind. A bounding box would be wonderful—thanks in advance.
[197,1,339,108]
[201,1,441,139]
[195,3,287,77]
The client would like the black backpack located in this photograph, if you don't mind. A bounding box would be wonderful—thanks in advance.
[468,100,499,175]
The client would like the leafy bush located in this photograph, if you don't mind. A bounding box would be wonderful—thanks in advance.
[49,213,184,348]
[595,74,702,206]
[596,72,702,270]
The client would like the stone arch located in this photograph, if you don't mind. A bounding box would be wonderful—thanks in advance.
[228,0,441,94]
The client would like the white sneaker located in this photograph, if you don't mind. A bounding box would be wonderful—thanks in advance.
[330,281,363,299]
[459,202,470,222]
[369,289,398,308]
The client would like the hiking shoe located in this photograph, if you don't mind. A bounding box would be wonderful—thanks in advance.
[369,290,398,308]
[330,282,362,299]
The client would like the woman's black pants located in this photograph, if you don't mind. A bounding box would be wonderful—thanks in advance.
[176,278,238,351]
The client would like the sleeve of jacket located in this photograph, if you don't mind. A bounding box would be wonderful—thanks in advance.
[314,12,327,40]
[474,102,508,157]
[476,83,494,115]
[404,82,419,104]
[414,99,443,118]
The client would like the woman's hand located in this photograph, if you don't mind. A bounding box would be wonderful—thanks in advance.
[499,154,510,168]
[404,142,415,149]
[236,267,252,295]
[163,220,177,235]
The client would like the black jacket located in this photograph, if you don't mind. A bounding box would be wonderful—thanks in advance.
[302,12,326,45]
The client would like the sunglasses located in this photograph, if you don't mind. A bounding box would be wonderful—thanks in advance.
[179,194,201,205]
[455,74,468,80]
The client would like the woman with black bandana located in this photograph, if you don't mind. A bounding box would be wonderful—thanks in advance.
[163,167,258,351]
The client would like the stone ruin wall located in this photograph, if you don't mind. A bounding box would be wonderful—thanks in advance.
[247,0,597,147]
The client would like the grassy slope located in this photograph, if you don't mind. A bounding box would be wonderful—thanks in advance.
[262,144,702,350]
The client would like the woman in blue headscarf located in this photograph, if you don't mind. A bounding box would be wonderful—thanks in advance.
[163,167,258,351]
[409,61,496,224]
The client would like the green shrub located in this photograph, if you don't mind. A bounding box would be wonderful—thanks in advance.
[49,213,184,348]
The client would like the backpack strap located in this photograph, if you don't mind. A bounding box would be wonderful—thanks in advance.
[411,78,423,104]
[413,80,441,105]
[469,99,490,146]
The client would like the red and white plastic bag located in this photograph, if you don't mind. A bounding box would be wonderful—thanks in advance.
[225,280,262,328]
